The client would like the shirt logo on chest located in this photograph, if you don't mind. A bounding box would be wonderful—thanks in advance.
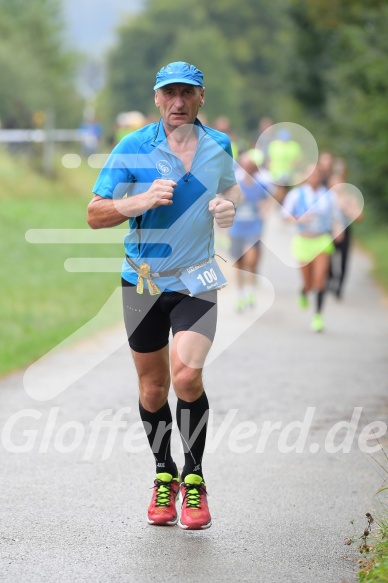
[156,159,172,176]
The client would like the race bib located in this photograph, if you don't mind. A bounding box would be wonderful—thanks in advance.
[178,257,228,296]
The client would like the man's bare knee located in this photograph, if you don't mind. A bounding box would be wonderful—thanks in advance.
[139,379,170,412]
[172,366,203,402]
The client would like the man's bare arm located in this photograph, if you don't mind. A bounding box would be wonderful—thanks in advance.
[87,179,177,229]
[218,183,242,209]
[208,183,242,228]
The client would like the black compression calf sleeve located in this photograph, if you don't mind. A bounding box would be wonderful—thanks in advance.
[176,391,209,482]
[316,290,325,313]
[139,400,177,477]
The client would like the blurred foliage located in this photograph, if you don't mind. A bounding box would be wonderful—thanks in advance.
[0,0,386,217]
[286,0,388,215]
[103,0,287,132]
[0,0,82,128]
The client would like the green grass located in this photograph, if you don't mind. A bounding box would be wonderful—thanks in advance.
[348,212,388,581]
[354,218,388,294]
[0,147,125,377]
[359,519,388,582]
[358,232,388,292]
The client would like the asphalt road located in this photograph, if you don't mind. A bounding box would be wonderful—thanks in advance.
[1,212,387,583]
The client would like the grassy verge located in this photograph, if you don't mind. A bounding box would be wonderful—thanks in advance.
[358,517,388,582]
[354,216,388,295]
[0,147,125,377]
[354,211,388,580]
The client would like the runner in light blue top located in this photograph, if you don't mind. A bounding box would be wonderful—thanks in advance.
[281,164,344,332]
[87,61,241,531]
[281,181,340,236]
[228,152,271,311]
[93,118,236,291]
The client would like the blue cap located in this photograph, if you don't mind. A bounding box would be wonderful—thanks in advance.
[154,61,204,90]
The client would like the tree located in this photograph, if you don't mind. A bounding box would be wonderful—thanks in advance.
[285,0,388,215]
[0,0,81,128]
[104,0,287,132]
[325,6,388,213]
[105,0,199,121]
[162,26,242,127]
[103,0,388,217]
[195,0,288,127]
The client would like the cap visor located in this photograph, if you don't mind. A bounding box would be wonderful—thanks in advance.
[154,78,202,90]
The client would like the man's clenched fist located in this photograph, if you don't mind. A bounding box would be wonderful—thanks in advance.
[148,179,177,209]
[208,198,236,228]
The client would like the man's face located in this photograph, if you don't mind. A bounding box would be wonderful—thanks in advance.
[154,83,205,131]
[306,165,322,188]
[318,152,334,173]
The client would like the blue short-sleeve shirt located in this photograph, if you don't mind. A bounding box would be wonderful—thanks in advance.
[92,119,236,291]
[229,169,269,239]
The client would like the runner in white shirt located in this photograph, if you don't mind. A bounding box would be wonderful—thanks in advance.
[281,164,343,332]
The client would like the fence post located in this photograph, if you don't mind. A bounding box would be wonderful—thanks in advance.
[43,110,55,176]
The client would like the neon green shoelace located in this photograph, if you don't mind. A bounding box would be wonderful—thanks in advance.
[154,480,175,507]
[183,484,205,509]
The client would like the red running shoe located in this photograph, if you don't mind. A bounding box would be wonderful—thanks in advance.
[147,473,179,526]
[178,474,212,530]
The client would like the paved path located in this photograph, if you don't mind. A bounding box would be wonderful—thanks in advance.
[1,213,388,583]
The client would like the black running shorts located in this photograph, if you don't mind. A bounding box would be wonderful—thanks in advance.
[121,279,217,353]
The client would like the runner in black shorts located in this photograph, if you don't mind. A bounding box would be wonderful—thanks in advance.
[122,279,217,352]
[87,62,240,530]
